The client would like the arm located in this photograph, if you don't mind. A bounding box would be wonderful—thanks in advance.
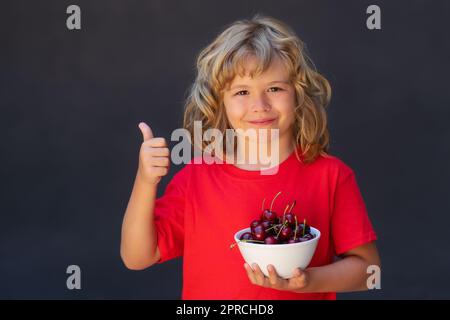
[120,171,161,270]
[244,241,381,293]
[298,241,381,293]
[120,122,170,270]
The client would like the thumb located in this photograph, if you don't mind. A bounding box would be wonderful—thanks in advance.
[138,122,154,141]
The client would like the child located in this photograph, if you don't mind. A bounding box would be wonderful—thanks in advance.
[121,14,380,300]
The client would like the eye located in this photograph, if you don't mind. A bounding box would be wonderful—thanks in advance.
[234,90,249,96]
[268,87,283,92]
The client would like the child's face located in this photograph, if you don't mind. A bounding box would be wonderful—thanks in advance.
[222,55,296,143]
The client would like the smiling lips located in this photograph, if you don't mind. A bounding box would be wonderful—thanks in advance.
[248,118,276,125]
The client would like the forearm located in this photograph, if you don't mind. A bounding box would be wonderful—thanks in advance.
[299,255,375,293]
[120,171,159,269]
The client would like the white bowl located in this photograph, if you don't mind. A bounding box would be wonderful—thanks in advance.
[234,226,321,279]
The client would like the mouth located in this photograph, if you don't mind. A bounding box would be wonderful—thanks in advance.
[247,118,277,126]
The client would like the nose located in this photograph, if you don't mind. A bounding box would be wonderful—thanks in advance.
[250,92,271,112]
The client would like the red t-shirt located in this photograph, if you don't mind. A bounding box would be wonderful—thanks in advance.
[154,146,377,300]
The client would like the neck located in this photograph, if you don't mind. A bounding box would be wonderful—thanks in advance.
[228,131,296,171]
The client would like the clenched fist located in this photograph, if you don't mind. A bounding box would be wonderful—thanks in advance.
[137,122,170,185]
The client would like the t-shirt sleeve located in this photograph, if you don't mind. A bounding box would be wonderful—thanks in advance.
[331,167,378,256]
[154,166,189,264]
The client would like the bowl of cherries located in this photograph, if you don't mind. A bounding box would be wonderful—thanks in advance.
[231,192,321,279]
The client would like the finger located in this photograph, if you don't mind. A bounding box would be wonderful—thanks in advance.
[146,137,168,148]
[138,122,154,142]
[287,268,306,290]
[146,147,170,157]
[153,166,169,177]
[150,156,170,167]
[244,263,257,284]
[252,264,267,286]
[267,264,281,287]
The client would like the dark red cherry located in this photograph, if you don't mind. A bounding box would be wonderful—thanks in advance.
[250,219,261,229]
[240,232,253,241]
[261,220,275,235]
[287,237,301,244]
[294,225,304,237]
[299,233,315,242]
[299,223,311,234]
[261,210,277,222]
[283,213,296,226]
[303,233,314,240]
[264,236,279,244]
[279,226,293,240]
[250,220,262,233]
[261,220,272,229]
[262,191,282,222]
[252,224,266,241]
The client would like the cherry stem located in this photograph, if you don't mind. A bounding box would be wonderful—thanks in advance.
[294,215,298,239]
[230,239,265,249]
[265,224,278,232]
[303,218,306,237]
[282,203,289,225]
[261,198,266,212]
[276,220,288,238]
[270,191,282,212]
[289,200,296,213]
[241,239,265,244]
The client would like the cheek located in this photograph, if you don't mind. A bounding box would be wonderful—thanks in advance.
[275,95,296,119]
[224,100,247,123]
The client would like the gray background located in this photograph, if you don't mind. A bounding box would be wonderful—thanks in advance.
[1,0,449,299]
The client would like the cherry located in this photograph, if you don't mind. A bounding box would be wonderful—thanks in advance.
[261,220,271,228]
[250,219,261,233]
[306,225,311,233]
[283,212,296,226]
[298,218,311,235]
[251,219,261,228]
[287,237,301,244]
[261,210,277,222]
[283,201,297,224]
[264,236,279,244]
[297,233,314,242]
[261,220,275,236]
[303,233,314,240]
[252,224,266,241]
[294,225,304,237]
[240,232,253,240]
[260,191,282,222]
[299,223,310,234]
[279,225,293,240]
